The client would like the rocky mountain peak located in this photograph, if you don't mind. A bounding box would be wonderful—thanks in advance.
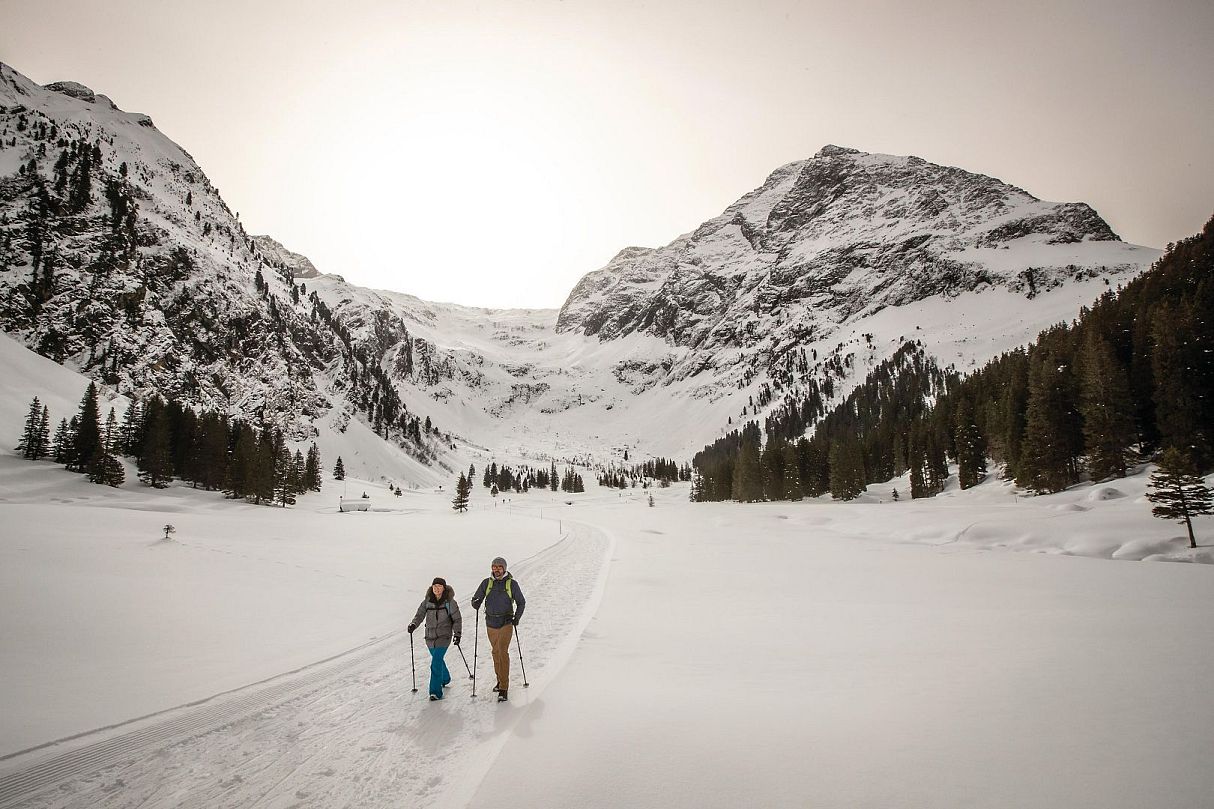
[252,235,321,279]
[814,144,860,158]
[43,81,97,103]
[556,146,1153,387]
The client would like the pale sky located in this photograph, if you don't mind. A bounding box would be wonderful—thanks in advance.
[4,0,1212,308]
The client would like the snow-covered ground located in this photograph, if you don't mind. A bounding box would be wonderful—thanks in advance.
[2,457,1212,808]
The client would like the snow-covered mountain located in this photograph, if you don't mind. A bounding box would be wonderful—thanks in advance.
[0,61,1161,474]
[558,145,1151,379]
[0,63,451,482]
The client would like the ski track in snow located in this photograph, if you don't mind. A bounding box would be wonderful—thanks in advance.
[0,519,612,809]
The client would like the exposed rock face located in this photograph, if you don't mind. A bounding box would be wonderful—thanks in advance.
[43,81,96,103]
[252,235,321,279]
[556,145,1144,378]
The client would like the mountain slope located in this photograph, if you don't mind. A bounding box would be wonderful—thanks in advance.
[0,62,448,481]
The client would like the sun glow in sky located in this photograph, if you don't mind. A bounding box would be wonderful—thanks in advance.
[4,0,1213,308]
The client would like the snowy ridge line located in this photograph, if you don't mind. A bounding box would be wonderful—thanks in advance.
[0,529,579,809]
[440,518,617,809]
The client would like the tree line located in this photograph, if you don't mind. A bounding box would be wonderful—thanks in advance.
[15,383,323,506]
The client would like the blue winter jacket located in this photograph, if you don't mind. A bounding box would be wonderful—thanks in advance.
[470,573,525,629]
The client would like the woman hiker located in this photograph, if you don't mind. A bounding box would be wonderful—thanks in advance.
[408,577,463,700]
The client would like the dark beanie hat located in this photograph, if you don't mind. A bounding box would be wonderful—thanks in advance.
[432,577,447,587]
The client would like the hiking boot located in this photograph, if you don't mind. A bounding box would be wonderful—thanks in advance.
[492,683,500,693]
[497,690,508,702]
[429,694,440,701]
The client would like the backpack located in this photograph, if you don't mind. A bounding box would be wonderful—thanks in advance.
[484,576,514,600]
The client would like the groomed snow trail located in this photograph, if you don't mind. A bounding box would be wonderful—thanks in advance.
[0,520,612,809]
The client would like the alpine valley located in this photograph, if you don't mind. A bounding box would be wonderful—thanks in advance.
[0,62,1159,481]
[5,56,1214,809]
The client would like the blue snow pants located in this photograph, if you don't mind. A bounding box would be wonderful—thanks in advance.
[429,645,451,698]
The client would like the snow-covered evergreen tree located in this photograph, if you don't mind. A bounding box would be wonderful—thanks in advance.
[1147,448,1213,549]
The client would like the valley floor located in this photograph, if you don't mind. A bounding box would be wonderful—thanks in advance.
[1,462,1212,808]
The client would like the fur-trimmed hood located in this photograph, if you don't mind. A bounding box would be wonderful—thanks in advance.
[426,584,455,604]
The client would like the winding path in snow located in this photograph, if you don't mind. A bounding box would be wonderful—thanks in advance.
[0,520,613,809]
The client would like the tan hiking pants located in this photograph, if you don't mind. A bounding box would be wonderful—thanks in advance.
[487,624,513,692]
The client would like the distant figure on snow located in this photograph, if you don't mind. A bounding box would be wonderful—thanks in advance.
[408,577,462,700]
[471,556,526,702]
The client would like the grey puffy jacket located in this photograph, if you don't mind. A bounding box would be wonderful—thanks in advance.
[411,587,463,648]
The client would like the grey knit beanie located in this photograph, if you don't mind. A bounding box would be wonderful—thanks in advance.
[492,556,507,570]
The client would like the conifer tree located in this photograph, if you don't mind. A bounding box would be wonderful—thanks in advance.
[35,404,50,460]
[291,449,306,494]
[926,418,950,494]
[119,401,141,456]
[227,423,258,498]
[829,436,866,500]
[1146,447,1213,549]
[274,444,297,507]
[550,462,558,492]
[137,397,173,488]
[782,442,802,501]
[73,382,103,473]
[1018,351,1078,493]
[103,407,119,455]
[17,396,43,459]
[799,438,827,497]
[252,429,277,504]
[191,412,229,491]
[995,352,1029,479]
[1079,334,1136,480]
[731,434,764,502]
[1151,304,1209,466]
[892,432,908,478]
[88,451,125,487]
[452,472,471,512]
[333,456,345,480]
[51,417,72,464]
[761,437,785,501]
[304,443,322,491]
[689,469,705,502]
[909,435,929,499]
[954,398,987,490]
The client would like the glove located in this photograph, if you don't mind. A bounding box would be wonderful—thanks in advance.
[453,635,461,646]
[407,623,416,634]
[511,618,519,626]
[471,600,481,611]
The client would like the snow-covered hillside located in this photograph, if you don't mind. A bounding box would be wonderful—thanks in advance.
[0,63,453,482]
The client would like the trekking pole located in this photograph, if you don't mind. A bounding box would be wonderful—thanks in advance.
[409,630,418,693]
[514,625,530,688]
[455,641,473,679]
[471,608,480,698]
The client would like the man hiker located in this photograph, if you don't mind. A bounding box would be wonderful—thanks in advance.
[470,556,525,702]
